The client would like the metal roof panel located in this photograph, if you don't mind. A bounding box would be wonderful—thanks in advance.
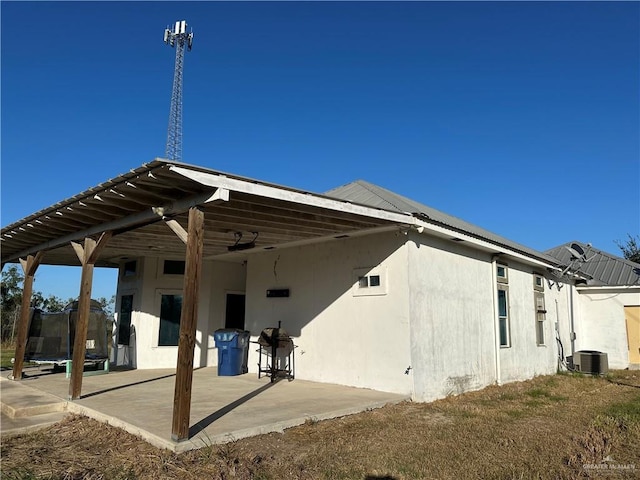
[545,241,640,286]
[326,180,559,265]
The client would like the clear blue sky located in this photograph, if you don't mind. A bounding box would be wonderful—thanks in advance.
[2,1,639,302]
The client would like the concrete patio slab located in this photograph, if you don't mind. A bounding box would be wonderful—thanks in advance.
[1,366,409,452]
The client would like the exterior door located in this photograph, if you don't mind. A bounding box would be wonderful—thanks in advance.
[225,293,246,330]
[625,306,640,365]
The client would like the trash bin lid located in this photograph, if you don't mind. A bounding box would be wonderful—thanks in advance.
[214,328,250,342]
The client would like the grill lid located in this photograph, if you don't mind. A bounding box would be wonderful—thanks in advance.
[258,326,292,349]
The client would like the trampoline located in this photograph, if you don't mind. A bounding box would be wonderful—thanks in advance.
[24,299,112,377]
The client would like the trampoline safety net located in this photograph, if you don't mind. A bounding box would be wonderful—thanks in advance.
[25,299,111,362]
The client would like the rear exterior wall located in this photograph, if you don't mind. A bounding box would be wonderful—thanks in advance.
[407,232,559,402]
[112,256,246,369]
[244,231,413,395]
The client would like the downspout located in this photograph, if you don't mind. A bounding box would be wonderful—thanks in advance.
[491,255,502,385]
[569,284,576,358]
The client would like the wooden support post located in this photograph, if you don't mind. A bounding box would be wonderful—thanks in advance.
[12,252,44,380]
[171,207,204,441]
[68,232,112,400]
[68,260,94,399]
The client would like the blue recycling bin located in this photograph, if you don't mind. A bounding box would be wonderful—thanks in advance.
[214,329,250,376]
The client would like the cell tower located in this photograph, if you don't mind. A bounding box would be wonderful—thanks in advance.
[163,20,193,161]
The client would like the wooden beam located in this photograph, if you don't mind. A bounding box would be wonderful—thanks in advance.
[164,219,188,245]
[68,233,111,400]
[171,207,204,441]
[70,241,86,263]
[12,252,44,380]
[87,231,113,264]
[8,189,227,263]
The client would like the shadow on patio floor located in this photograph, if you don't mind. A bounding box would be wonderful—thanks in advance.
[189,378,280,437]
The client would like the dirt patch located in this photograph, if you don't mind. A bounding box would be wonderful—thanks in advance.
[2,371,639,479]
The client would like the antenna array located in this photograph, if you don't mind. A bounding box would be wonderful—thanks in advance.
[164,20,193,162]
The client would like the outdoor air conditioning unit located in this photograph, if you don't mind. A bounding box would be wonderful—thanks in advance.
[573,350,608,375]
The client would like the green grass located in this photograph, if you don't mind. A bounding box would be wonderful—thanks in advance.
[526,387,567,403]
[0,343,35,370]
[1,344,16,369]
[602,394,640,426]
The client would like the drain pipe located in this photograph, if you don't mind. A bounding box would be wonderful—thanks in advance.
[491,255,502,385]
[569,284,576,358]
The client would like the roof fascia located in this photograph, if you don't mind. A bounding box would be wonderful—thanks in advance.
[169,165,416,225]
[171,164,557,269]
[413,219,559,270]
[576,285,640,293]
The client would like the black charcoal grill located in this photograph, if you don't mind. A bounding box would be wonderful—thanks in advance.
[256,322,295,382]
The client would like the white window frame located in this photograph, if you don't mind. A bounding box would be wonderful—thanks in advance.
[497,263,509,284]
[153,289,183,348]
[497,286,511,348]
[155,258,187,280]
[120,259,138,280]
[534,291,546,346]
[116,292,136,346]
[353,266,387,297]
[533,273,545,292]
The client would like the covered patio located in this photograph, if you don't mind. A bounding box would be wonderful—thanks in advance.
[1,159,416,443]
[1,366,408,453]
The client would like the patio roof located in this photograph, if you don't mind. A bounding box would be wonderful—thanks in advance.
[1,159,415,267]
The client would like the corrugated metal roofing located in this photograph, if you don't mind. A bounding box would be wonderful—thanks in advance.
[325,180,560,265]
[545,241,640,286]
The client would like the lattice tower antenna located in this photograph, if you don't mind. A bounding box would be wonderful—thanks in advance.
[163,20,193,161]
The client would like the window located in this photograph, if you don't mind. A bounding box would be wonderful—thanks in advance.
[533,274,545,292]
[358,274,381,288]
[117,294,133,346]
[497,287,510,347]
[353,267,387,296]
[497,263,508,283]
[535,292,546,345]
[122,260,137,277]
[158,294,182,346]
[163,260,185,275]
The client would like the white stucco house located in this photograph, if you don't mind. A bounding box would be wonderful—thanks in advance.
[3,160,638,405]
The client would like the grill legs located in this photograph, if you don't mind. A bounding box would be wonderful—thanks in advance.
[257,344,295,382]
